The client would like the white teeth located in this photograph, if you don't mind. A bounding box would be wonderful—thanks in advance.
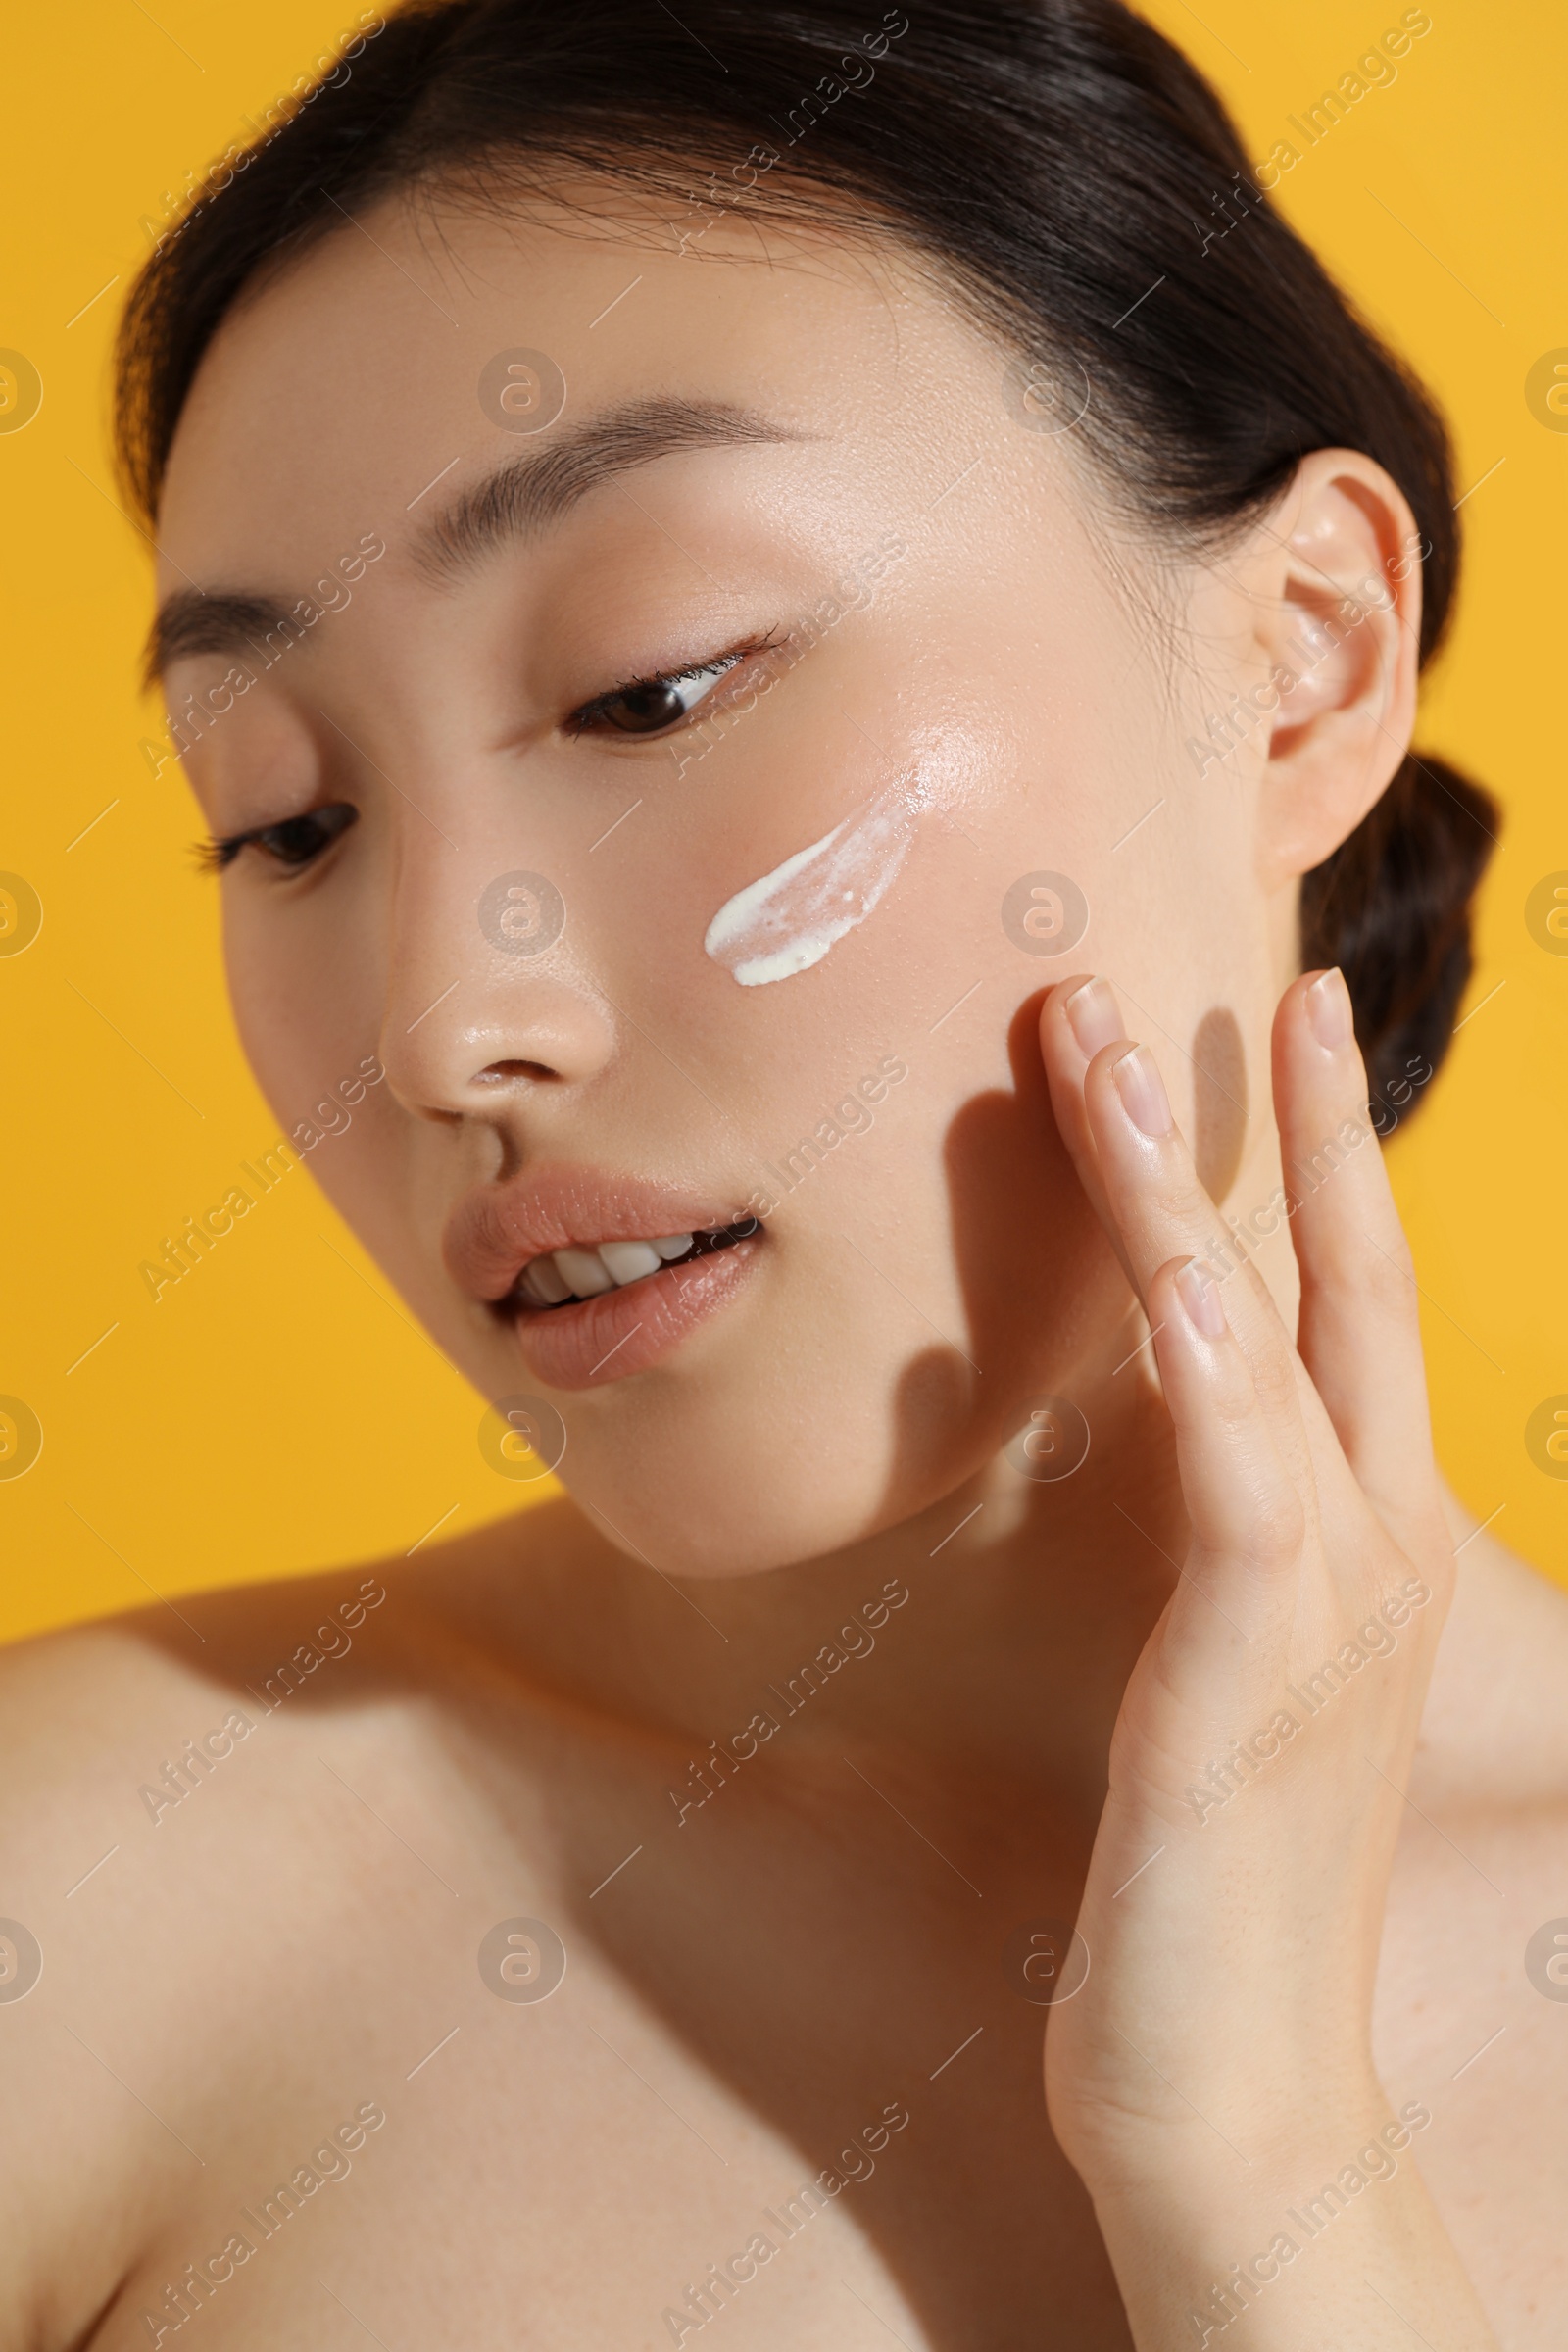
[553,1247,615,1298]
[598,1239,663,1285]
[523,1254,571,1306]
[519,1228,717,1307]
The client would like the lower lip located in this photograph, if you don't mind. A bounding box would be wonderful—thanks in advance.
[497,1237,762,1389]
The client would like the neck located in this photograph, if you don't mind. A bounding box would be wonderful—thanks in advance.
[466,1116,1301,1819]
[463,1341,1187,1844]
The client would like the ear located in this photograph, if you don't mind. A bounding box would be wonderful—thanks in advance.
[1245,448,1425,892]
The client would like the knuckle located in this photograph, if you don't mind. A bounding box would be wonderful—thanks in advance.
[1227,1336,1302,1436]
[1248,1342,1299,1419]
[1206,1353,1261,1434]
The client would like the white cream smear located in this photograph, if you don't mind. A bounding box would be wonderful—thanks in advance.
[704,776,918,987]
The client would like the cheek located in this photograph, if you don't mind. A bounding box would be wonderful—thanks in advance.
[223,897,380,1147]
[701,782,914,988]
[674,694,1106,1358]
[682,703,997,1012]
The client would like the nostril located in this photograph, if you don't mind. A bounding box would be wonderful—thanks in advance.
[475,1059,560,1084]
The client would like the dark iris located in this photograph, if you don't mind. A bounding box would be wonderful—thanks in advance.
[602,679,696,734]
[249,803,358,868]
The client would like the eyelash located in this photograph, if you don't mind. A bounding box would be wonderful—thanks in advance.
[197,632,785,874]
[562,629,784,740]
[195,803,359,876]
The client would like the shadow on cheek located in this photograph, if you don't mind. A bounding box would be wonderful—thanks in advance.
[879,991,1116,1508]
[884,1346,974,1512]
[1191,1005,1249,1202]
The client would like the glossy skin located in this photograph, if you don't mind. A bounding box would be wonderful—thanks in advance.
[151,191,1320,1564]
[1,191,1564,2350]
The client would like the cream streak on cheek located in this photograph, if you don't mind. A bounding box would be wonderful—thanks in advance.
[703,776,917,988]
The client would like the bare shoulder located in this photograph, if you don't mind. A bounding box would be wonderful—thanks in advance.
[1419,1485,1568,1802]
[1375,1485,1568,2350]
[0,1505,573,2351]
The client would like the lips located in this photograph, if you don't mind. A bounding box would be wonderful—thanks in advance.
[443,1165,765,1389]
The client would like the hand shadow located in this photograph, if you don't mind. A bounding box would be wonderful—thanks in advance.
[118,985,1180,2346]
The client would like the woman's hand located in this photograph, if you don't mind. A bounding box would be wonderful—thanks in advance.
[1034,968,1498,2350]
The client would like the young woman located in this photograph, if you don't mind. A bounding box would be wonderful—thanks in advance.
[4,2,1561,2344]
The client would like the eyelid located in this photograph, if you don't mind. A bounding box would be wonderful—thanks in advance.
[195,631,790,870]
[564,628,787,738]
[195,833,243,873]
[195,802,358,877]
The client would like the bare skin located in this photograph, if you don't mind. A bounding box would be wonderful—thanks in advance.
[2,191,1562,2349]
[2,1495,1564,2349]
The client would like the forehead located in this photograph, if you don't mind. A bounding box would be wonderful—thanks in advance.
[156,190,998,590]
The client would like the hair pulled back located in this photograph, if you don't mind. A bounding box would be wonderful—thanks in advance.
[115,0,1497,1114]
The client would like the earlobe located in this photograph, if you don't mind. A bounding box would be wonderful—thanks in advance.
[1250,450,1423,891]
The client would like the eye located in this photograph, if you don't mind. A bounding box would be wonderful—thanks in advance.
[564,635,779,739]
[198,802,358,874]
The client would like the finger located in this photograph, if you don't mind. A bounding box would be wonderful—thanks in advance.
[1144,1252,1305,1666]
[1046,976,1316,1493]
[1044,975,1269,1337]
[1039,975,1131,1270]
[1273,967,1444,1550]
[1040,974,1250,1316]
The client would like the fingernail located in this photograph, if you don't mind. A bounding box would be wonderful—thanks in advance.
[1176,1257,1227,1339]
[1304,965,1352,1051]
[1063,976,1123,1058]
[1111,1044,1172,1138]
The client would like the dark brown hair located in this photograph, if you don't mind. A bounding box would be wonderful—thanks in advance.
[115,0,1496,1115]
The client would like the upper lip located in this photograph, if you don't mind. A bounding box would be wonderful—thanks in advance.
[443,1162,757,1304]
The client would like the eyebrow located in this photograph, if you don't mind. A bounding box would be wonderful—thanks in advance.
[413,394,806,579]
[144,590,309,690]
[144,397,808,684]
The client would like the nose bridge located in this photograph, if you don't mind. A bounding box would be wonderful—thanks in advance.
[375,805,613,1118]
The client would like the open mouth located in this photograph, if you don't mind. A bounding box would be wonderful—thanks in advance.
[447,1167,768,1390]
[500,1216,762,1313]
[486,1212,766,1386]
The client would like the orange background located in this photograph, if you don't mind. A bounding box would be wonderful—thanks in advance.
[1,0,1564,1643]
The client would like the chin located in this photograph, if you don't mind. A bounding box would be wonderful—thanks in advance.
[542,1337,998,1580]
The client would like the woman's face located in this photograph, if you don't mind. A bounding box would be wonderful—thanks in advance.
[157,190,1293,1573]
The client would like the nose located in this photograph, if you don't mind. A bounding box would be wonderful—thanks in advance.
[377,852,616,1126]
